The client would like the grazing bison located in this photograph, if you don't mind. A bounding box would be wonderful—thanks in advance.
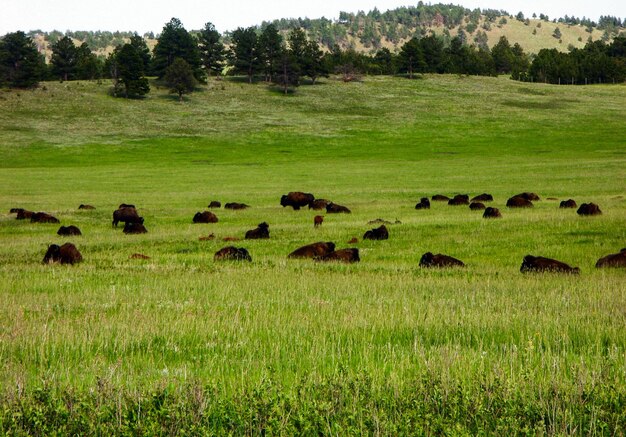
[112,207,143,227]
[280,192,315,210]
[415,198,430,209]
[57,225,82,236]
[506,196,534,208]
[208,201,221,208]
[78,204,96,210]
[31,212,60,223]
[224,202,249,210]
[43,243,82,265]
[326,202,351,214]
[214,246,252,262]
[319,248,360,263]
[448,194,470,206]
[288,241,336,259]
[483,207,502,219]
[520,255,579,274]
[363,225,389,240]
[471,193,493,202]
[314,215,324,227]
[595,249,626,268]
[123,222,147,234]
[577,203,602,216]
[309,199,329,210]
[193,211,218,223]
[513,192,540,201]
[469,202,486,210]
[419,252,465,268]
[431,194,450,201]
[245,222,270,239]
[559,199,577,209]
[16,210,34,220]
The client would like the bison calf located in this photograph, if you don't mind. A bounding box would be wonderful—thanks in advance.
[245,222,270,239]
[520,255,580,274]
[363,225,389,241]
[57,225,82,236]
[43,243,82,265]
[314,215,324,227]
[214,246,252,262]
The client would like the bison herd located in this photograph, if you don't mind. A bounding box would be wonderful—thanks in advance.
[6,191,623,272]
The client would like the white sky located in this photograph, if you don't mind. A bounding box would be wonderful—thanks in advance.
[1,0,624,35]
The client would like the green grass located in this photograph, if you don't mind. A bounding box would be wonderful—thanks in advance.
[0,76,625,434]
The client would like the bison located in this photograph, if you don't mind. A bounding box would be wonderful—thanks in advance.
[415,198,430,209]
[483,207,502,219]
[419,252,465,268]
[31,212,60,223]
[314,215,324,227]
[309,199,329,210]
[119,203,136,209]
[318,248,360,263]
[280,192,315,210]
[577,203,602,216]
[513,192,540,201]
[123,222,148,234]
[471,193,493,202]
[57,225,82,236]
[363,225,389,241]
[448,194,470,206]
[112,207,143,227]
[326,202,351,214]
[288,241,336,259]
[506,196,533,208]
[224,202,249,210]
[520,255,579,274]
[595,249,626,268]
[43,243,82,265]
[208,201,221,208]
[193,211,218,223]
[431,194,450,201]
[78,204,96,210]
[559,199,577,209]
[469,202,486,210]
[245,222,270,239]
[214,246,252,262]
[16,209,34,220]
[129,253,150,260]
[10,208,25,214]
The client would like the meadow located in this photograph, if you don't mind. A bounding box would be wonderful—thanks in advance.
[0,75,625,434]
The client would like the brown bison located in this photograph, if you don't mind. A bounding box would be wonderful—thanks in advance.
[448,194,470,206]
[57,225,82,236]
[43,243,82,265]
[280,192,315,210]
[559,199,577,209]
[595,249,626,268]
[415,198,430,209]
[119,203,136,209]
[245,222,270,239]
[577,203,602,216]
[208,201,221,208]
[193,211,218,223]
[16,209,34,220]
[78,204,96,210]
[31,212,60,223]
[112,207,143,227]
[483,207,502,219]
[363,225,389,240]
[123,222,148,234]
[314,215,324,227]
[513,192,540,201]
[10,208,24,214]
[288,241,336,259]
[419,252,465,268]
[469,202,486,210]
[224,202,249,210]
[130,253,150,259]
[506,196,533,208]
[318,248,360,263]
[326,202,351,214]
[309,199,329,210]
[520,255,579,274]
[214,246,252,262]
[431,194,450,201]
[471,193,493,202]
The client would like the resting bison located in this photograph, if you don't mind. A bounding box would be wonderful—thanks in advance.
[10,208,26,214]
[431,194,450,201]
[309,199,329,210]
[57,225,82,236]
[245,222,270,239]
[119,203,136,209]
[513,192,540,201]
[419,252,465,268]
[280,192,315,210]
[415,198,430,209]
[469,202,486,210]
[123,222,148,234]
[577,203,602,216]
[16,209,34,220]
[31,212,60,223]
[520,255,579,274]
[595,249,626,268]
[559,199,577,209]
[448,194,470,206]
[318,248,360,263]
[483,207,502,219]
[78,204,95,210]
[214,246,252,262]
[326,202,351,214]
[224,202,249,210]
[506,196,533,208]
[112,207,143,227]
[363,225,389,240]
[314,215,324,227]
[471,193,493,202]
[208,201,221,208]
[193,211,218,223]
[43,243,82,265]
[288,241,336,259]
[130,253,150,260]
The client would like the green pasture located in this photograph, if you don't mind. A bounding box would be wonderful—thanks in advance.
[0,75,625,433]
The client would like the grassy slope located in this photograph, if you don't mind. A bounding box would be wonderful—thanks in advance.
[0,76,625,432]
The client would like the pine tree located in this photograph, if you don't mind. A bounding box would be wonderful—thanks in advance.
[153,18,204,82]
[50,36,77,81]
[198,22,225,78]
[257,24,282,82]
[165,58,196,101]
[0,31,44,88]
[229,27,259,83]
[111,43,150,98]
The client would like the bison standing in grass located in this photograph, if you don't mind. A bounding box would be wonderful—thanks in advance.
[520,255,579,274]
[280,192,315,210]
[43,243,82,265]
[113,206,143,227]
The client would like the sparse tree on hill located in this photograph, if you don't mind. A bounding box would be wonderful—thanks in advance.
[165,57,197,101]
[0,31,45,88]
[198,22,225,77]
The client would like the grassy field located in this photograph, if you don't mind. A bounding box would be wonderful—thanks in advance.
[0,75,625,434]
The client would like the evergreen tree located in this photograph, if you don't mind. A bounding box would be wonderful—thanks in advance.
[198,22,225,78]
[257,24,282,82]
[0,31,44,88]
[165,57,196,100]
[50,36,77,81]
[419,35,444,73]
[398,37,424,78]
[491,36,514,73]
[303,39,327,83]
[75,42,101,80]
[153,18,204,82]
[111,43,150,98]
[129,34,151,74]
[229,27,259,83]
[274,44,299,94]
